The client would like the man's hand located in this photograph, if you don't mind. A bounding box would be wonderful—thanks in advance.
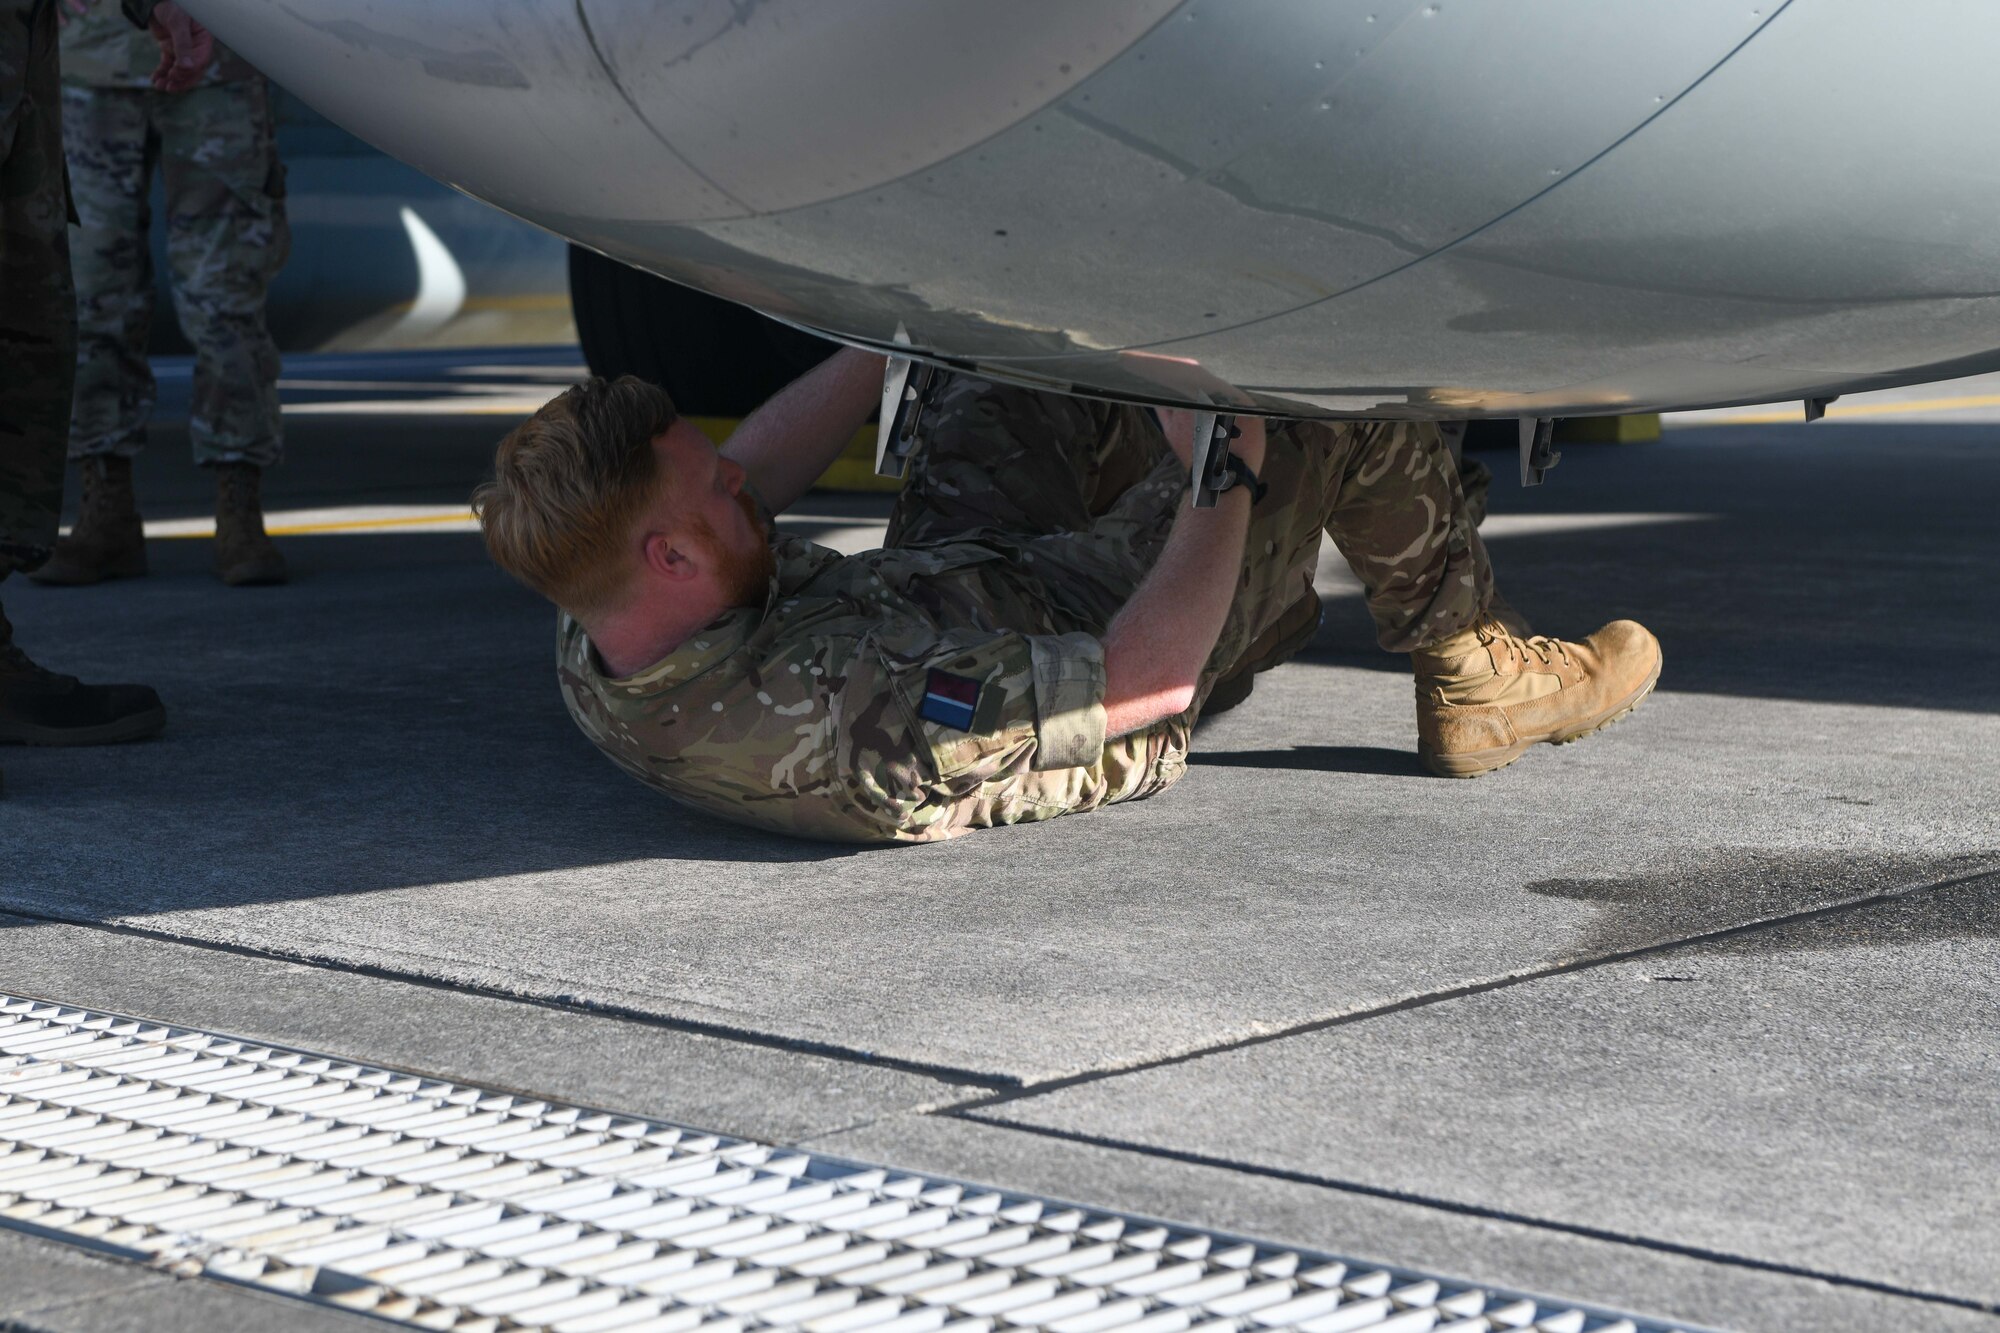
[147,2,213,93]
[57,0,93,29]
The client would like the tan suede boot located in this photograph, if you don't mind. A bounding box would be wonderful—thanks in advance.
[29,455,147,586]
[213,462,289,586]
[1412,618,1661,778]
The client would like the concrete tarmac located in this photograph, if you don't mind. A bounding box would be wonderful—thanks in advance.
[1,351,1996,1332]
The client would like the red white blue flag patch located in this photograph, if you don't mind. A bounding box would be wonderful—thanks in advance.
[920,669,982,731]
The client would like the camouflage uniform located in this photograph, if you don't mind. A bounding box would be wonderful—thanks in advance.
[559,375,1491,845]
[1458,454,1492,530]
[59,2,284,467]
[0,0,72,573]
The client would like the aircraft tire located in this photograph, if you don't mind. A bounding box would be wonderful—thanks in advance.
[567,245,836,416]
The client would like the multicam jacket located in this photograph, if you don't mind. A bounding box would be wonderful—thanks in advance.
[553,367,1489,845]
[557,526,1193,845]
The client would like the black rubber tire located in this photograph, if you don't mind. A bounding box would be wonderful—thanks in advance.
[1460,419,1519,452]
[566,245,837,417]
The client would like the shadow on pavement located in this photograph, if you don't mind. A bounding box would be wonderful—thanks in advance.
[2,410,1996,932]
[1296,423,2000,714]
[0,527,865,922]
[1188,744,1429,777]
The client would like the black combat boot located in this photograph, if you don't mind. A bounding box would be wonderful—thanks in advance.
[213,461,288,586]
[29,455,147,585]
[0,597,166,757]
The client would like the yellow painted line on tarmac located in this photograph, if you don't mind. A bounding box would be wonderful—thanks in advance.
[280,398,551,417]
[266,511,476,536]
[1672,391,2000,427]
[145,508,478,539]
[276,380,541,392]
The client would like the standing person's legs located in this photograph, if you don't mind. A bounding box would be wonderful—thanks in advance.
[32,83,153,585]
[157,75,287,584]
[0,0,165,760]
[64,85,155,461]
[158,77,284,469]
[0,0,72,578]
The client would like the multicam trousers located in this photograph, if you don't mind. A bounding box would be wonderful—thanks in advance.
[63,76,286,466]
[884,375,1495,704]
[0,0,72,574]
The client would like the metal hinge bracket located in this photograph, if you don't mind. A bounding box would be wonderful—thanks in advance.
[1519,416,1560,486]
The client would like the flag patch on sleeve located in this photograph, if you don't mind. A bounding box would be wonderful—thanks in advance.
[920,669,982,731]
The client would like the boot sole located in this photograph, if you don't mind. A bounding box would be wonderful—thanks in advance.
[1420,650,1663,779]
[27,559,149,587]
[0,704,167,747]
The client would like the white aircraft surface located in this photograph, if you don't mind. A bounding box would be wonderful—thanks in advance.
[188,1,2000,421]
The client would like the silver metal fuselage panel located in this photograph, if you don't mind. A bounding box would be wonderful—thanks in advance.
[187,0,2000,418]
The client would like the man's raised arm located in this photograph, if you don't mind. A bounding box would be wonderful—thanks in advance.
[1099,411,1266,739]
[722,347,886,515]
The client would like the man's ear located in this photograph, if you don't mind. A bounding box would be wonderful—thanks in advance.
[641,530,701,583]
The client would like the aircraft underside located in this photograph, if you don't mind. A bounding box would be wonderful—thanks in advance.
[184,0,2000,422]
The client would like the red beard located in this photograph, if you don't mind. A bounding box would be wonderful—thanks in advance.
[698,487,776,608]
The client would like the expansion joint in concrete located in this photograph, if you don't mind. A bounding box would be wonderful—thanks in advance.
[949,1115,2000,1319]
[0,908,1012,1093]
[937,860,2000,1116]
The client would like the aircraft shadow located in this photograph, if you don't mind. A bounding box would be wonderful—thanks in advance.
[1294,423,2000,715]
[1,415,1994,928]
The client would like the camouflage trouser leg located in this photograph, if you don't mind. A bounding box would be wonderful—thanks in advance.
[1458,455,1492,531]
[157,77,286,468]
[1133,417,1491,683]
[0,0,73,575]
[1314,419,1493,653]
[884,375,1487,670]
[884,373,1180,637]
[1187,420,1337,705]
[63,84,157,459]
[885,373,1165,549]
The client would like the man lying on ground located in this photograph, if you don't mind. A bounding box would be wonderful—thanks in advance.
[473,349,1661,843]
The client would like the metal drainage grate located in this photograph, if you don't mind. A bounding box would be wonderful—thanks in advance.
[0,994,1706,1333]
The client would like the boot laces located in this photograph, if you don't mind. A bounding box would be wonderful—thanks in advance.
[1478,619,1573,670]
